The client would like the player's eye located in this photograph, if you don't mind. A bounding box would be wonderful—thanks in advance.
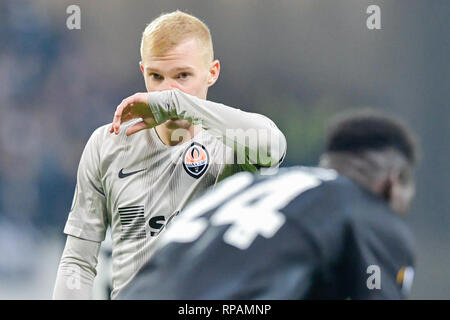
[177,72,190,79]
[149,73,163,80]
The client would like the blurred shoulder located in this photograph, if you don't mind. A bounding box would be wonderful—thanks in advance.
[90,123,114,142]
[88,121,140,145]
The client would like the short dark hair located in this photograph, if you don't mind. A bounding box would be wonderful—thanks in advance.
[325,109,419,165]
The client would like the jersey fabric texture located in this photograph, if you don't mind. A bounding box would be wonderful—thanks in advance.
[118,167,416,300]
[63,89,286,299]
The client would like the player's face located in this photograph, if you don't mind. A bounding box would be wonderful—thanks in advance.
[140,38,220,100]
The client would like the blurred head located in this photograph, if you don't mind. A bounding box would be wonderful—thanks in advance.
[139,10,220,100]
[319,109,420,215]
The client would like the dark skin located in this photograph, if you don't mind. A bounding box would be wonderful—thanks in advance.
[319,148,415,216]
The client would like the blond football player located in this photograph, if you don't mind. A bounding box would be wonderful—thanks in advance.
[53,11,286,299]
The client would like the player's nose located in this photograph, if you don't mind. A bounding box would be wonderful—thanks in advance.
[160,79,181,91]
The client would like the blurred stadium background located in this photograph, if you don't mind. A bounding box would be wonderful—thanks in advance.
[0,0,448,299]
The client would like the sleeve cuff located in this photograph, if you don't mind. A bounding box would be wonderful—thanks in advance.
[64,224,105,243]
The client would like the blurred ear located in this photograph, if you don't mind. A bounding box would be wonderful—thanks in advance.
[139,61,145,75]
[388,168,415,215]
[382,175,394,203]
[374,173,393,203]
[207,59,220,87]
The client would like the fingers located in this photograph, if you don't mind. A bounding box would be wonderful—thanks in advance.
[120,107,135,124]
[110,93,149,134]
[110,99,127,134]
[110,96,136,134]
[125,120,149,136]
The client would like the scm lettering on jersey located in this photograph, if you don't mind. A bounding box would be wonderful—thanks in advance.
[149,210,180,237]
[183,142,209,179]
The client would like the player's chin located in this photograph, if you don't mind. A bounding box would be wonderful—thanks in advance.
[166,119,191,129]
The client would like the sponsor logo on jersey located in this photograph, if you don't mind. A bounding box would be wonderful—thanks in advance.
[182,142,209,179]
[149,210,180,236]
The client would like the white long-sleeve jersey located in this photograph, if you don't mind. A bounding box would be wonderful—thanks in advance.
[53,89,286,299]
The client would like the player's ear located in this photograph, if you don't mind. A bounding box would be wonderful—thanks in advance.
[388,168,414,215]
[382,176,394,203]
[374,173,393,204]
[207,59,220,87]
[383,168,408,213]
[139,61,145,75]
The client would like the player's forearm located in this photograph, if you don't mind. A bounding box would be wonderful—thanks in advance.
[53,235,101,300]
[148,89,287,167]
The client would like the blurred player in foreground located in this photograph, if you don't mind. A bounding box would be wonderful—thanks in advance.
[53,11,286,299]
[119,109,419,300]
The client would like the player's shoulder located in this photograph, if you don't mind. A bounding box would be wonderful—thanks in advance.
[87,120,140,145]
[331,172,415,259]
[277,167,414,259]
[80,122,128,161]
[268,166,399,232]
[90,122,114,142]
[270,166,351,216]
[81,122,110,145]
[254,166,343,194]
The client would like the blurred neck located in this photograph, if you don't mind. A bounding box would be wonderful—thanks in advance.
[320,152,381,194]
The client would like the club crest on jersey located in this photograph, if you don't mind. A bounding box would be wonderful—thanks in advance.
[183,142,209,179]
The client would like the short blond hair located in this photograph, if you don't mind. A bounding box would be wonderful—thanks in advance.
[140,10,214,64]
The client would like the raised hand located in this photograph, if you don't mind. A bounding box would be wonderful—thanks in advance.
[110,92,157,136]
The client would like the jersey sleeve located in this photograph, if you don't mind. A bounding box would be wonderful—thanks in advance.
[147,89,287,168]
[52,235,101,299]
[63,127,108,242]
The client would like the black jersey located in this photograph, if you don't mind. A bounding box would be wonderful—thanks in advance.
[119,167,415,300]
